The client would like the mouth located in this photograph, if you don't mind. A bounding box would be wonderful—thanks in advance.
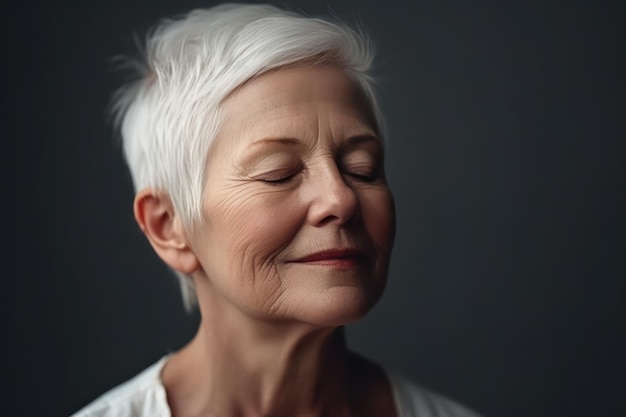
[290,249,369,268]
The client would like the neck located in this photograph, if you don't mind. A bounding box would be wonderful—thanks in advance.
[163,305,355,417]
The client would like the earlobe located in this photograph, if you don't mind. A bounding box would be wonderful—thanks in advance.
[133,189,200,274]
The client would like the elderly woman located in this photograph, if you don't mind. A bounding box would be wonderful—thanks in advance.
[73,4,480,417]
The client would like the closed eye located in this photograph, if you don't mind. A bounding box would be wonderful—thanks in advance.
[254,168,301,185]
[342,163,380,183]
[341,147,382,184]
[261,174,297,185]
[346,171,378,182]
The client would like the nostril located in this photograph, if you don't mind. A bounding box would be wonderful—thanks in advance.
[306,166,362,227]
[313,184,360,226]
[317,213,341,227]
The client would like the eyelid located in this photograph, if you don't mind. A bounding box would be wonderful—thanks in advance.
[341,149,381,180]
[343,166,379,182]
[243,149,302,182]
[252,166,302,185]
[263,177,296,185]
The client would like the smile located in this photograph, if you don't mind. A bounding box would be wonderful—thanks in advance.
[290,249,369,268]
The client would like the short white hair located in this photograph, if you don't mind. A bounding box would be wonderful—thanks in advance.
[112,3,385,310]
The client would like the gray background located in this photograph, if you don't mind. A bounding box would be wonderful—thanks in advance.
[3,0,624,416]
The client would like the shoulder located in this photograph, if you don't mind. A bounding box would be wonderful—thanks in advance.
[70,357,171,417]
[386,370,483,417]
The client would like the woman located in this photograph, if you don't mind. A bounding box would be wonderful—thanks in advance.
[73,4,480,417]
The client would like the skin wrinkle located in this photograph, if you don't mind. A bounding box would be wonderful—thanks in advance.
[204,184,291,317]
[161,65,396,417]
[196,65,392,321]
[230,203,284,307]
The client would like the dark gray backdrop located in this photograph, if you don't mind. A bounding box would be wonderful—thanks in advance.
[3,1,624,416]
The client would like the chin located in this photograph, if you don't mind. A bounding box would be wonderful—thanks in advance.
[297,285,383,327]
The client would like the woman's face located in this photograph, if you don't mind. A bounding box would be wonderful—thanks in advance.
[188,65,395,326]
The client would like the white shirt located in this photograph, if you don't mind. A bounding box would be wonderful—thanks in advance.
[72,357,481,417]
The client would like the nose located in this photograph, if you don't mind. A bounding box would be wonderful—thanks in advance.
[306,165,359,227]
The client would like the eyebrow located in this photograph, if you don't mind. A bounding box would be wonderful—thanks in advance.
[344,134,380,146]
[250,137,301,147]
[250,134,380,147]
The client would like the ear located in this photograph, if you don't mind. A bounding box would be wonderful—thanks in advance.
[133,189,200,274]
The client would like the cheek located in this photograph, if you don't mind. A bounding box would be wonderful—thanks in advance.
[211,190,307,270]
[196,191,308,316]
[361,189,396,254]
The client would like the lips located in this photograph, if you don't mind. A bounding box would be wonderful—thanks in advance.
[290,249,369,267]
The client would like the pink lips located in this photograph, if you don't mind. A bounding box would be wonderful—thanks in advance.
[291,249,368,268]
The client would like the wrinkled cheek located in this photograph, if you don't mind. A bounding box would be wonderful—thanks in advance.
[227,214,296,260]
[221,203,303,291]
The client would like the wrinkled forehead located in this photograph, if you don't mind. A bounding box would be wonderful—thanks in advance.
[216,65,379,149]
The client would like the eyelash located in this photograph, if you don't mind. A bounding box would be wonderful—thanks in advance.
[258,165,379,185]
[261,173,297,185]
[343,165,378,182]
[346,172,377,182]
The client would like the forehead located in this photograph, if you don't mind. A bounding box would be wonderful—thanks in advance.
[217,65,377,145]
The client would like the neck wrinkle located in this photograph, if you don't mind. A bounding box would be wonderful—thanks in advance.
[163,308,352,417]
